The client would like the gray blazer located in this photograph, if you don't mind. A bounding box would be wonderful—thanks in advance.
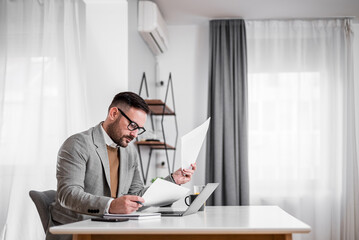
[50,123,172,225]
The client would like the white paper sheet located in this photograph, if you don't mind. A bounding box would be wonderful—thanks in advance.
[142,178,189,207]
[181,117,211,170]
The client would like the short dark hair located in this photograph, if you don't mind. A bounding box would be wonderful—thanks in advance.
[109,92,150,114]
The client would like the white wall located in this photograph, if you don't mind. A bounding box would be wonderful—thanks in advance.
[128,0,157,95]
[157,24,209,188]
[83,0,158,126]
[84,0,128,126]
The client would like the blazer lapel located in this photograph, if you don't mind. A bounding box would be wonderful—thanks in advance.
[93,123,111,190]
[119,147,128,196]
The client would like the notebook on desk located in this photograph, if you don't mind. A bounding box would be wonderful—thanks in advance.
[155,183,219,217]
[103,212,161,220]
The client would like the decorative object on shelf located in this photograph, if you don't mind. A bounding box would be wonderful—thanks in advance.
[151,177,164,183]
[136,72,178,184]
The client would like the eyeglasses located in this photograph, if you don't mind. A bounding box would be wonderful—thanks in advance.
[117,108,146,135]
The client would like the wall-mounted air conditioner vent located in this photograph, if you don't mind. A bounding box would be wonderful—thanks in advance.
[138,1,169,55]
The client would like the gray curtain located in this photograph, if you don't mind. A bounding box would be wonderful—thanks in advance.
[206,19,249,206]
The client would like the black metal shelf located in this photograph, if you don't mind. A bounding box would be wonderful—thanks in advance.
[136,72,178,184]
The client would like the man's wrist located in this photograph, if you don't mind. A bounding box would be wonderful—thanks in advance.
[170,173,177,184]
[170,173,176,183]
[105,198,114,214]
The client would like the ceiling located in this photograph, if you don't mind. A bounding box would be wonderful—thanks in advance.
[152,0,359,25]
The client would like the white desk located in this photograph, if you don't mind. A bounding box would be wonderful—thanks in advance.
[50,206,311,240]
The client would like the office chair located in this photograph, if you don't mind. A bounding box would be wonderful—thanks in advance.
[29,190,56,233]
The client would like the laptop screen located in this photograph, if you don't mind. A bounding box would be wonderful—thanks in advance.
[156,183,219,216]
[183,183,219,216]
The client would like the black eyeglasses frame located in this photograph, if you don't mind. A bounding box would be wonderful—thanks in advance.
[117,108,146,135]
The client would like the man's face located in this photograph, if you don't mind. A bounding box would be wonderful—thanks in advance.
[107,107,147,147]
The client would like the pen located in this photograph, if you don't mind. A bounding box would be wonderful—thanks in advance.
[135,201,144,206]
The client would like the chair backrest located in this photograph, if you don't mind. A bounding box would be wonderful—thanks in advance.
[29,190,56,233]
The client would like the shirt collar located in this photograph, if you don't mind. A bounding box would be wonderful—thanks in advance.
[101,124,119,149]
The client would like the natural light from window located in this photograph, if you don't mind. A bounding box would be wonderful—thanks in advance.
[248,72,321,197]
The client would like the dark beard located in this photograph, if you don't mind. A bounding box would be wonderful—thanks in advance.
[107,120,134,147]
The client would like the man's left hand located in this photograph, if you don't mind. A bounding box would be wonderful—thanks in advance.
[172,163,196,185]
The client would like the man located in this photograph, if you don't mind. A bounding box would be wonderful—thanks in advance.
[48,92,195,239]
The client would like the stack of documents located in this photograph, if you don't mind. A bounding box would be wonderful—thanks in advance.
[142,178,189,207]
[104,212,161,220]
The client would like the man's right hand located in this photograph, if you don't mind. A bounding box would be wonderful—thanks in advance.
[109,195,145,214]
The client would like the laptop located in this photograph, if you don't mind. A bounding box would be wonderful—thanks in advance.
[156,183,219,217]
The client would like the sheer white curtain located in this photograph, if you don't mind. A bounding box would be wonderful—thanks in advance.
[0,0,88,239]
[246,19,359,240]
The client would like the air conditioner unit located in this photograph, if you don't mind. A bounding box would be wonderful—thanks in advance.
[138,1,169,55]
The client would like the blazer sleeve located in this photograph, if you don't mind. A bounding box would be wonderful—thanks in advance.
[126,145,148,196]
[56,135,111,215]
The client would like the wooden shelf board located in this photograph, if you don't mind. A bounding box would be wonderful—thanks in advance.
[145,99,164,105]
[145,99,175,115]
[135,141,175,150]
